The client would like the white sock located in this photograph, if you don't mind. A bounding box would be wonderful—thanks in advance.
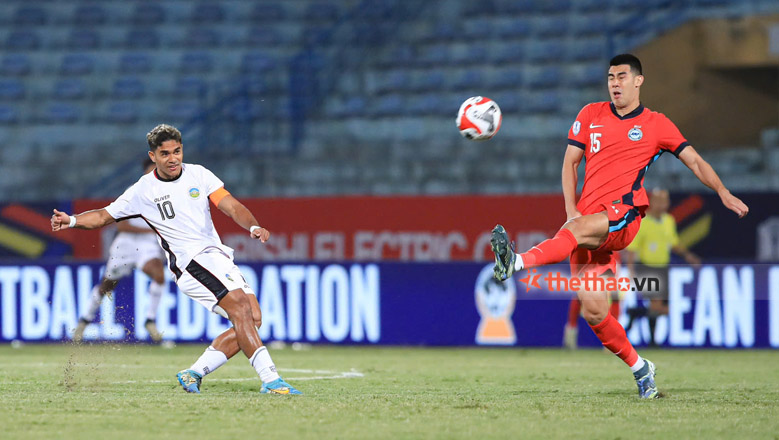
[513,254,524,271]
[146,281,164,321]
[189,346,228,376]
[250,346,280,383]
[630,356,646,373]
[82,285,105,321]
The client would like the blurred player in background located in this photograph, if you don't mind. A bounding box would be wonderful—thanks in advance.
[52,124,301,395]
[73,158,165,344]
[491,54,748,398]
[623,188,701,346]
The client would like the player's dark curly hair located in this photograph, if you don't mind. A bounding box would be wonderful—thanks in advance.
[146,124,182,151]
[609,54,642,76]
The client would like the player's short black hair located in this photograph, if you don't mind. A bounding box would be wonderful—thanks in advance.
[141,156,154,170]
[146,124,182,151]
[609,54,642,76]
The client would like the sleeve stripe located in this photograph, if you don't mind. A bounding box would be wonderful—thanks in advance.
[673,141,690,157]
[568,138,586,150]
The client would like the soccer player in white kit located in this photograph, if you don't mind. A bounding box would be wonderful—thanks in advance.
[51,124,301,395]
[73,158,166,344]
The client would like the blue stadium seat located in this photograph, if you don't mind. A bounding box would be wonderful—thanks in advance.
[491,42,525,64]
[304,3,339,21]
[174,76,208,98]
[462,18,495,40]
[573,0,608,12]
[413,71,447,92]
[245,28,286,47]
[566,38,607,61]
[183,28,221,48]
[492,69,523,89]
[526,41,565,63]
[496,19,531,39]
[249,3,287,22]
[112,77,146,99]
[118,53,153,74]
[106,101,139,124]
[532,0,572,13]
[42,102,81,124]
[416,44,451,67]
[167,101,203,122]
[0,79,25,101]
[231,77,271,96]
[450,70,484,91]
[450,44,487,66]
[463,0,497,16]
[6,31,41,51]
[0,104,19,124]
[533,16,570,37]
[13,6,47,26]
[425,23,457,42]
[179,52,213,73]
[494,0,535,15]
[60,54,95,76]
[73,5,108,26]
[241,52,275,73]
[225,99,261,122]
[408,94,444,115]
[568,63,603,87]
[191,3,226,23]
[0,54,31,76]
[53,78,87,100]
[524,91,562,113]
[341,96,367,118]
[131,4,166,25]
[377,71,411,94]
[525,66,562,89]
[124,29,160,49]
[67,29,101,50]
[373,95,403,117]
[571,14,605,36]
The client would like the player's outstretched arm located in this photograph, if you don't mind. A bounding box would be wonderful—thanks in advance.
[678,146,748,218]
[51,208,115,231]
[562,145,584,220]
[215,193,270,242]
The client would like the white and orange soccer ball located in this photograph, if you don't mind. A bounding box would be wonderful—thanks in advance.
[456,96,502,140]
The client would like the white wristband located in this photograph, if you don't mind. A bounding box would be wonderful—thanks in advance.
[68,215,77,228]
[249,225,261,234]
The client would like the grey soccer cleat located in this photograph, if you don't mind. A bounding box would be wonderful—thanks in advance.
[635,359,659,399]
[145,319,162,343]
[72,318,89,343]
[491,224,517,281]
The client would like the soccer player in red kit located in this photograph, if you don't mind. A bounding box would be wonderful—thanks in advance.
[491,54,749,398]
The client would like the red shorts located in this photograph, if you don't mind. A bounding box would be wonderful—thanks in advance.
[569,203,643,277]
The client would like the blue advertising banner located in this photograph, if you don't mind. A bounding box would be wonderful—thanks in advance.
[0,261,777,348]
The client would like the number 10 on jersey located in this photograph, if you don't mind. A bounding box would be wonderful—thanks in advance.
[157,201,175,220]
[590,132,601,153]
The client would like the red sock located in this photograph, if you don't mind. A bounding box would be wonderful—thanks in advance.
[609,299,620,320]
[589,313,639,367]
[567,298,581,328]
[519,229,578,268]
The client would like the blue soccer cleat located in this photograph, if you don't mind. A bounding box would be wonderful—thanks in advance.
[635,359,659,399]
[177,369,202,394]
[260,377,302,395]
[491,224,517,281]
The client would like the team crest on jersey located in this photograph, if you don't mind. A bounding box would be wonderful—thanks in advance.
[572,120,581,136]
[189,187,201,199]
[225,273,234,282]
[628,126,643,141]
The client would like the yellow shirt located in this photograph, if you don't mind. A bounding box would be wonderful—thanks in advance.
[627,213,679,268]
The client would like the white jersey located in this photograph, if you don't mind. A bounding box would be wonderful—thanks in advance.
[104,163,231,279]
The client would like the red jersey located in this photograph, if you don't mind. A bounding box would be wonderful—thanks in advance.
[567,102,689,214]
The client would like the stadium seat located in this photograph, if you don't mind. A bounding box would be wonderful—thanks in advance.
[5,31,41,51]
[532,16,570,37]
[416,44,451,67]
[412,71,447,92]
[249,3,287,22]
[525,66,562,89]
[372,95,403,117]
[492,68,523,89]
[462,18,495,40]
[491,42,525,64]
[0,104,19,124]
[13,6,47,26]
[570,14,604,36]
[0,54,31,76]
[124,28,160,49]
[67,29,101,50]
[112,76,146,99]
[52,78,88,100]
[463,0,497,16]
[341,96,367,118]
[245,28,286,47]
[72,5,108,26]
[376,70,412,94]
[191,3,226,23]
[0,79,25,101]
[524,90,562,113]
[182,28,221,48]
[304,3,340,21]
[241,52,276,73]
[496,18,532,39]
[42,102,82,124]
[449,70,484,91]
[224,99,261,122]
[566,38,607,61]
[408,94,444,115]
[118,53,153,74]
[526,40,565,63]
[174,77,208,99]
[131,3,166,25]
[60,54,95,76]
[179,52,214,73]
[105,101,139,124]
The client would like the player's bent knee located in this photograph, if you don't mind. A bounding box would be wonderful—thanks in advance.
[582,309,608,326]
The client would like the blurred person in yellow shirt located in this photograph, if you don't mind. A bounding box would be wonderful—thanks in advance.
[624,189,700,346]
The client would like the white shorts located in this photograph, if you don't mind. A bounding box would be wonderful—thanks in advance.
[105,233,164,281]
[176,247,255,318]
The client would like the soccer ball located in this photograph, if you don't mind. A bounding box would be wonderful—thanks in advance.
[456,96,502,141]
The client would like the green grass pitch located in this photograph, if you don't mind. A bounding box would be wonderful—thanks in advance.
[0,344,777,439]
